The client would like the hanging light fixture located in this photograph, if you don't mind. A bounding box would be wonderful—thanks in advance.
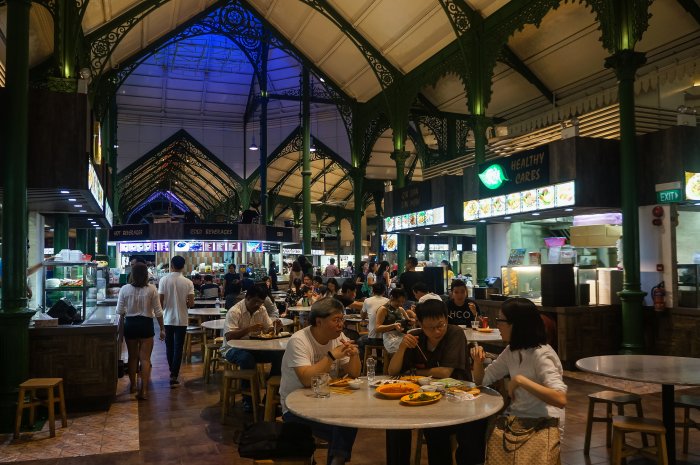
[310,140,317,152]
[249,135,259,151]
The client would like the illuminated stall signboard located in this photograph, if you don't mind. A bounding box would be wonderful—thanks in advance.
[88,163,104,211]
[119,241,170,253]
[381,234,398,252]
[384,206,445,232]
[686,172,700,201]
[464,181,575,221]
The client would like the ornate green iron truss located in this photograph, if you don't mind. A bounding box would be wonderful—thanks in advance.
[418,115,447,155]
[361,113,391,165]
[456,119,471,155]
[297,0,400,88]
[581,0,652,52]
[86,0,173,78]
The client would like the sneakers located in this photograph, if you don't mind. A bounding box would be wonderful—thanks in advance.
[169,377,180,388]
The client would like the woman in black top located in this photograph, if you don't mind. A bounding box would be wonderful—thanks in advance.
[268,261,279,290]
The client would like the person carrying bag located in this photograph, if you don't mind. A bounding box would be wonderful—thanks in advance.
[471,298,567,465]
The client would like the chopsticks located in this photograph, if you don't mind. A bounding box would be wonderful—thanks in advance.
[414,344,429,362]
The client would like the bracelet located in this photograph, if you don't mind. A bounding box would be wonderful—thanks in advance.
[326,351,336,361]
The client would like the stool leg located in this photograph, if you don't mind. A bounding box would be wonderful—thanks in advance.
[250,375,260,423]
[58,381,67,428]
[683,406,690,454]
[203,345,212,382]
[14,387,26,439]
[221,376,231,424]
[264,385,277,422]
[656,432,669,465]
[606,403,613,448]
[635,400,648,447]
[611,429,623,465]
[28,388,36,426]
[47,386,56,437]
[584,398,595,455]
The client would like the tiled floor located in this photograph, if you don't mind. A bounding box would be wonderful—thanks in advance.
[2,340,700,465]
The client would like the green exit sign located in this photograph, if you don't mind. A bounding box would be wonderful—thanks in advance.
[657,189,682,203]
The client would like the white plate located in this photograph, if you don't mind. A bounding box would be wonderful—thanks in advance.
[369,379,405,387]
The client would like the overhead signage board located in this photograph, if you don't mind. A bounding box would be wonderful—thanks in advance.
[109,224,150,241]
[393,183,432,216]
[381,234,398,252]
[246,241,263,253]
[384,206,445,232]
[264,243,281,254]
[478,146,550,197]
[283,247,303,255]
[464,181,575,221]
[266,227,294,242]
[174,241,203,252]
[104,201,113,227]
[119,241,170,253]
[183,223,237,240]
[87,163,104,211]
[686,172,700,200]
[656,189,682,203]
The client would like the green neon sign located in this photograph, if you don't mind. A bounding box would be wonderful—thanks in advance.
[478,164,509,190]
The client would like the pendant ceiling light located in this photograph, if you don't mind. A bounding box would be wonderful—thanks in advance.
[249,135,259,151]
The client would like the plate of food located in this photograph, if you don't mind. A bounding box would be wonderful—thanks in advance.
[249,332,292,340]
[492,196,506,215]
[521,189,537,211]
[400,391,442,406]
[464,200,479,220]
[399,375,428,384]
[447,386,481,396]
[479,198,492,217]
[476,327,493,333]
[375,382,420,399]
[369,379,403,387]
[506,193,521,214]
[686,173,700,200]
[555,182,575,206]
[329,378,352,388]
[537,186,554,208]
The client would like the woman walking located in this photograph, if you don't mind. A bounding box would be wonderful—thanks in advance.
[117,262,165,400]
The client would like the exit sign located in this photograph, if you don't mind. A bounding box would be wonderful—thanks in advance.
[656,189,682,203]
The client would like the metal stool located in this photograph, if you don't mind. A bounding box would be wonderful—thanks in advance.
[14,378,67,438]
[675,394,700,453]
[611,416,668,465]
[584,390,647,454]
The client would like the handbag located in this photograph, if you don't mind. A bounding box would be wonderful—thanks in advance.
[237,421,315,460]
[485,416,561,465]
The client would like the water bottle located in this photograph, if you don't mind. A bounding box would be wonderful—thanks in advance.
[215,298,221,309]
[366,357,376,383]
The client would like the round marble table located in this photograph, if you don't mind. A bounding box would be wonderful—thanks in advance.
[287,306,312,312]
[188,307,224,317]
[577,355,700,465]
[286,381,503,465]
[461,327,503,342]
[226,337,290,351]
[201,319,225,331]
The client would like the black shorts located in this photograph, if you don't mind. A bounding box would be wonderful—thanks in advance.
[124,316,155,340]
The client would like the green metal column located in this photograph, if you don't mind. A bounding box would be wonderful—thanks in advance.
[473,115,489,284]
[259,35,270,224]
[75,229,87,253]
[351,167,364,271]
[392,149,410,274]
[86,230,96,257]
[107,245,117,268]
[606,50,647,353]
[301,68,312,256]
[53,214,70,252]
[108,97,119,219]
[97,229,108,256]
[0,0,35,433]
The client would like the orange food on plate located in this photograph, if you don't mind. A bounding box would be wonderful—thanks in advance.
[476,328,493,333]
[329,378,351,388]
[376,382,420,398]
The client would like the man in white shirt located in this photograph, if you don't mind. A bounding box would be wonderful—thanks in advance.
[324,258,340,277]
[412,281,443,304]
[280,297,361,465]
[224,284,282,412]
[158,255,195,387]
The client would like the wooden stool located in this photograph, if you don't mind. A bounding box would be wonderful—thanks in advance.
[611,416,668,465]
[14,378,67,438]
[264,376,282,422]
[184,326,206,363]
[583,390,647,455]
[202,342,225,383]
[363,343,390,375]
[221,364,261,423]
[675,394,700,453]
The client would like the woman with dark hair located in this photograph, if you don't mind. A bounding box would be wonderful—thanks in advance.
[326,277,340,295]
[471,297,567,439]
[286,278,304,307]
[117,263,164,400]
[268,261,279,290]
[288,261,303,290]
[376,261,391,290]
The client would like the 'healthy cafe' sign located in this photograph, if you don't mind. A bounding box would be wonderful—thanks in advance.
[478,146,550,197]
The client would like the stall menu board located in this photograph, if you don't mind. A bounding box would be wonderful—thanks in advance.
[686,172,700,200]
[246,242,263,253]
[104,201,113,226]
[226,242,242,252]
[88,163,104,211]
[464,181,575,221]
[174,241,203,252]
[384,206,445,232]
[507,248,526,266]
[119,241,170,253]
[381,234,398,252]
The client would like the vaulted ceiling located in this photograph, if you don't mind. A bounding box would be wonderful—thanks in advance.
[1,0,699,227]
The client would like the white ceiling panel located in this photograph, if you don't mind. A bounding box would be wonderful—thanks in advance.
[637,0,699,52]
[465,0,510,18]
[489,66,546,117]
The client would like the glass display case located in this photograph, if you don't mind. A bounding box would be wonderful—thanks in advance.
[43,261,98,321]
[501,266,542,302]
[678,264,699,308]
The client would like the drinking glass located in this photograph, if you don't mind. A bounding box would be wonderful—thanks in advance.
[365,357,376,383]
[312,373,331,398]
[470,320,480,330]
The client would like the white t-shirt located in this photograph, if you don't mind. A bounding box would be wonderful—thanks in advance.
[418,293,443,303]
[280,327,351,413]
[158,272,194,326]
[482,344,567,419]
[362,295,389,339]
[224,298,272,339]
[366,272,376,285]
[117,283,163,319]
